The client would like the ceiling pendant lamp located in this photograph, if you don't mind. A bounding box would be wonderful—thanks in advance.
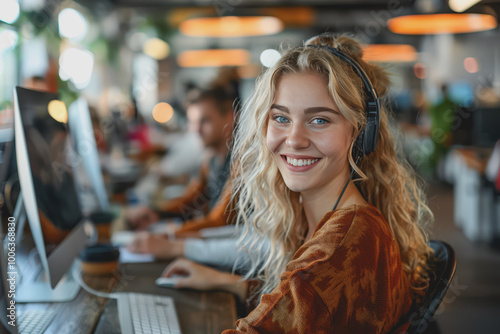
[387,0,497,35]
[362,44,418,63]
[177,49,251,67]
[179,16,283,38]
[388,13,497,34]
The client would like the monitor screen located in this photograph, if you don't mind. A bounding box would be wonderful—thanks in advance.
[15,87,82,244]
[68,98,109,211]
[14,86,89,292]
[473,108,500,148]
[0,120,21,240]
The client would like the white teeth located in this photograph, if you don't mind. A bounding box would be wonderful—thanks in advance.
[285,156,319,167]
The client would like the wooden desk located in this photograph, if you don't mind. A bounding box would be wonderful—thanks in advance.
[21,262,237,334]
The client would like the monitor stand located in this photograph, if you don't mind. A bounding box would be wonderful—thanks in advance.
[15,261,80,303]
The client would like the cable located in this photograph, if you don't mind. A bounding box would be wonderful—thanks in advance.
[72,260,119,299]
[331,155,361,211]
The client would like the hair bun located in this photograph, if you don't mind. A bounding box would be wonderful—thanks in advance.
[305,33,364,60]
[304,33,390,97]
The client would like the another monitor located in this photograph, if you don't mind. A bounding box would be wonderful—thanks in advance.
[473,108,500,148]
[13,86,91,302]
[68,97,109,211]
[0,119,26,248]
[0,126,17,333]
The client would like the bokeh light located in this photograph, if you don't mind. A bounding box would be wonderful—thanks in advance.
[0,0,20,24]
[143,38,170,60]
[152,103,174,123]
[59,47,94,89]
[414,62,427,79]
[0,29,18,53]
[464,57,479,73]
[58,8,88,41]
[48,100,68,123]
[260,49,281,68]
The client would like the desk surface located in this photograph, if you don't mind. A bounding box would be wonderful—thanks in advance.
[21,262,237,334]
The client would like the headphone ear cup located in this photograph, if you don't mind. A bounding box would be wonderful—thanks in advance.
[363,114,379,154]
[353,129,365,159]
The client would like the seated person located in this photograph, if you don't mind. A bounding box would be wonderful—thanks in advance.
[126,85,235,238]
[159,34,434,333]
[129,225,269,270]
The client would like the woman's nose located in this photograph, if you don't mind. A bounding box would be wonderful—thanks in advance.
[285,123,309,149]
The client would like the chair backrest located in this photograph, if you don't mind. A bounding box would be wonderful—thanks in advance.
[405,240,457,334]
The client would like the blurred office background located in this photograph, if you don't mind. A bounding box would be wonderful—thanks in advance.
[0,0,499,333]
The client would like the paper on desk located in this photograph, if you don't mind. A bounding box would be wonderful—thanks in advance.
[111,231,136,246]
[148,218,183,235]
[119,247,155,263]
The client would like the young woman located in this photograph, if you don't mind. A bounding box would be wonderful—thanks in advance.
[162,34,433,333]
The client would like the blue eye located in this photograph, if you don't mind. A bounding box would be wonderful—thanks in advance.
[311,118,328,125]
[274,115,289,123]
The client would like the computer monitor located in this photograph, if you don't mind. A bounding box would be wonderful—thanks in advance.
[13,87,92,302]
[473,108,500,148]
[0,123,18,334]
[68,97,109,211]
[0,122,28,248]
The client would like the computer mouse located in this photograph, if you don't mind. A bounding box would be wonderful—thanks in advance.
[155,276,181,288]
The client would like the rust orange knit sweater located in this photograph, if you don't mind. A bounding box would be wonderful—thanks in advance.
[223,203,412,334]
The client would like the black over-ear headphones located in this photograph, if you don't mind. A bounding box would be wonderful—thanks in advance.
[306,44,381,157]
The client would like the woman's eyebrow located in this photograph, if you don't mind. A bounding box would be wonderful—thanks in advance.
[304,106,340,115]
[271,104,340,115]
[270,104,289,113]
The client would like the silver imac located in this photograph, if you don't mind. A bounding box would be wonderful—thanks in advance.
[68,97,109,211]
[13,87,91,302]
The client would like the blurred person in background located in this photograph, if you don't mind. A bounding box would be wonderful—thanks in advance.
[126,84,236,248]
[429,84,456,169]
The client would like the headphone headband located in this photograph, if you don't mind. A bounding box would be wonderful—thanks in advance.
[306,44,381,156]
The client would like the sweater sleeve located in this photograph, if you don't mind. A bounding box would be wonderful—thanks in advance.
[222,271,332,334]
[174,184,233,237]
[158,161,209,215]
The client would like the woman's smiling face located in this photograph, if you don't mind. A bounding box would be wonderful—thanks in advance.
[266,72,354,194]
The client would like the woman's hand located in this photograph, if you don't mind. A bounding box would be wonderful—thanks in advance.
[162,258,248,300]
[126,205,159,230]
[127,232,184,259]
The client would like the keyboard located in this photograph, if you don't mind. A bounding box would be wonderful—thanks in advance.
[117,292,182,334]
[18,309,56,334]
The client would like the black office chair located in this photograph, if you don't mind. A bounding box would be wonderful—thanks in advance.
[405,240,457,334]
